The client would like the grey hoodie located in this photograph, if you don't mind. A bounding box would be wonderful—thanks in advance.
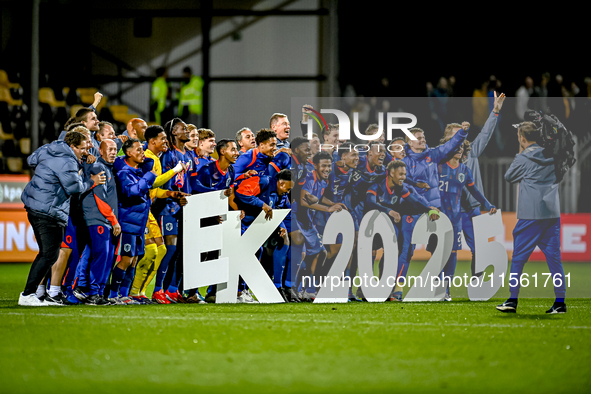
[505,143,560,220]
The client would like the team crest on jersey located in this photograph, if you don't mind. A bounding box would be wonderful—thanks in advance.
[174,172,185,188]
[144,227,149,235]
[166,223,173,231]
[298,169,304,180]
[226,177,232,187]
[124,244,131,253]
[406,216,413,223]
[458,173,465,183]
[390,195,398,205]
[426,157,432,163]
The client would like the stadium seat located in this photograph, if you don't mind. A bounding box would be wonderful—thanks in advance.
[109,105,139,124]
[70,104,84,118]
[19,138,31,155]
[39,87,66,108]
[0,86,23,106]
[116,113,140,125]
[76,88,97,105]
[109,104,129,115]
[0,122,13,140]
[6,157,23,173]
[0,69,21,89]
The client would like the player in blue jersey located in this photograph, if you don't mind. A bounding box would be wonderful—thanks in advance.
[288,137,312,302]
[442,92,505,278]
[324,142,361,301]
[388,136,406,161]
[185,138,239,303]
[109,139,157,303]
[151,118,192,304]
[297,151,346,302]
[366,160,440,299]
[233,128,277,179]
[351,141,387,224]
[188,127,217,191]
[396,123,469,292]
[437,139,496,301]
[233,169,293,302]
[350,141,387,300]
[361,123,394,165]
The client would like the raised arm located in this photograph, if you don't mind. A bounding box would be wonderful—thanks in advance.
[470,92,505,157]
[431,125,469,164]
[118,170,157,198]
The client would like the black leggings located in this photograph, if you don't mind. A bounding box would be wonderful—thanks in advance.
[23,212,66,295]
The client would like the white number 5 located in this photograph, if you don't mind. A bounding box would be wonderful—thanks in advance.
[467,210,508,301]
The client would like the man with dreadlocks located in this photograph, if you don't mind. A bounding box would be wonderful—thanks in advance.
[151,118,192,303]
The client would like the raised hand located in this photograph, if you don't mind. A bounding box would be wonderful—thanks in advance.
[493,91,506,113]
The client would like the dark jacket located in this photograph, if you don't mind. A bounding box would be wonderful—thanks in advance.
[21,140,94,225]
[114,156,157,235]
[82,157,119,229]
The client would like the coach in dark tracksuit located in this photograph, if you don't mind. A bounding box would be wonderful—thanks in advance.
[81,139,121,304]
[19,131,106,306]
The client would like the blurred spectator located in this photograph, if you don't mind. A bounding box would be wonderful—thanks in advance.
[427,77,450,136]
[515,76,534,121]
[150,67,169,125]
[531,72,551,112]
[177,66,204,127]
[472,80,489,128]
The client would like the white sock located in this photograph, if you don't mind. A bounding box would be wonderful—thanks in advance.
[48,285,61,298]
[36,285,46,299]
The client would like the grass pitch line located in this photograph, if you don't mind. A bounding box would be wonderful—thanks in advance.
[3,311,589,330]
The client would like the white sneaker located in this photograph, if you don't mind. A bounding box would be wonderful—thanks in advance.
[237,291,247,303]
[108,297,127,305]
[18,292,46,306]
[444,293,452,302]
[242,289,258,303]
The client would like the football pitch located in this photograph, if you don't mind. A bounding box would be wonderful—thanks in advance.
[1,262,590,393]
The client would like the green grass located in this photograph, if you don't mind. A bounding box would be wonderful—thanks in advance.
[1,262,590,393]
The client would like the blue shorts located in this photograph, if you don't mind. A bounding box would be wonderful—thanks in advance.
[119,232,145,257]
[61,217,76,249]
[297,220,325,255]
[159,215,178,236]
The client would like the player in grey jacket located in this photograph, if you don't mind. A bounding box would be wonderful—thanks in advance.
[496,121,566,314]
[19,131,106,306]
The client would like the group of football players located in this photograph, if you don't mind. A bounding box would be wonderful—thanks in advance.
[19,91,508,306]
